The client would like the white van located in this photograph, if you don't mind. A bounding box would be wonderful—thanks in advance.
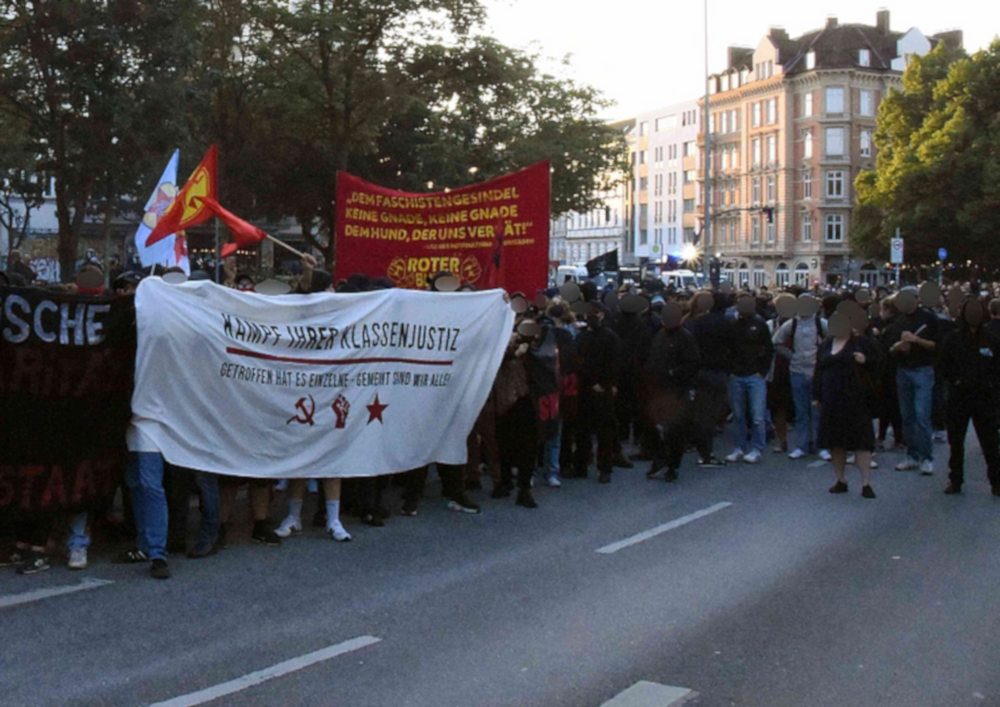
[660,269,705,290]
[556,264,589,284]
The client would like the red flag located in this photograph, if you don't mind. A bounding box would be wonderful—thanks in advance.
[200,198,268,258]
[145,145,218,247]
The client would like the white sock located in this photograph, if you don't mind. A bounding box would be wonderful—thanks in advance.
[287,499,304,524]
[325,499,341,526]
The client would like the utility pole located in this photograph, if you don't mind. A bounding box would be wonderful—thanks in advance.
[702,0,712,283]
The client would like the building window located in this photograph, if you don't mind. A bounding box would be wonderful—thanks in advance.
[826,87,844,114]
[752,177,761,204]
[654,201,663,223]
[722,150,729,170]
[640,121,649,136]
[861,130,872,158]
[767,135,777,165]
[826,170,844,198]
[731,147,739,169]
[766,175,775,203]
[640,150,648,164]
[684,141,697,157]
[640,229,648,246]
[683,199,695,213]
[752,219,760,243]
[825,214,844,242]
[806,51,816,70]
[640,177,648,191]
[684,227,695,242]
[656,115,677,132]
[767,221,775,243]
[804,132,813,159]
[860,90,874,116]
[752,138,761,167]
[826,127,845,156]
[721,75,730,92]
[768,60,774,77]
[684,170,697,184]
[767,98,777,124]
[728,180,735,204]
[729,222,736,244]
[803,172,813,198]
[730,109,739,131]
[859,49,871,67]
[803,92,813,117]
[752,103,761,127]
[640,203,648,222]
[721,112,729,133]
[802,214,812,242]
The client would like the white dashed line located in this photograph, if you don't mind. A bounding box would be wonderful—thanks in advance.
[0,578,114,609]
[597,502,733,554]
[148,636,382,707]
[601,681,697,706]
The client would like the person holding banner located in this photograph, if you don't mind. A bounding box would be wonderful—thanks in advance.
[275,479,351,542]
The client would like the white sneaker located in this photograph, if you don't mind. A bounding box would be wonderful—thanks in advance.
[920,459,934,476]
[787,448,806,460]
[326,520,352,542]
[819,450,832,462]
[846,452,857,465]
[933,431,947,444]
[743,450,762,464]
[546,475,562,488]
[725,450,744,463]
[275,517,303,539]
[68,548,88,570]
[870,457,879,469]
[895,458,919,471]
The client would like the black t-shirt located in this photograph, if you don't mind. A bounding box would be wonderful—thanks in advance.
[887,307,939,369]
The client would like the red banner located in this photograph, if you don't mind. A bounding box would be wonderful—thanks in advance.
[335,163,550,295]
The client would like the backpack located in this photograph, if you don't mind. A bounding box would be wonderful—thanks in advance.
[789,314,826,352]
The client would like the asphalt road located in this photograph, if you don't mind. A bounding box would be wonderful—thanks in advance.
[3,434,1000,707]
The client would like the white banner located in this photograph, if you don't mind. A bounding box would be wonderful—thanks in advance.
[131,278,514,478]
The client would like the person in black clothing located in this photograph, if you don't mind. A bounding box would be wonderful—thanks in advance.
[646,302,700,482]
[725,295,775,465]
[939,299,1000,495]
[572,303,621,484]
[814,313,879,498]
[689,293,732,467]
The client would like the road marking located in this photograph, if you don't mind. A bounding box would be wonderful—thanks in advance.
[597,502,732,554]
[808,460,828,468]
[601,681,696,706]
[0,578,114,609]
[148,636,382,707]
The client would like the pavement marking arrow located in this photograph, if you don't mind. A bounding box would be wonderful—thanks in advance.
[596,502,732,554]
[0,578,114,609]
[148,635,382,707]
[601,681,697,706]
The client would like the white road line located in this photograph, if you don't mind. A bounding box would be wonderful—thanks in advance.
[808,460,828,468]
[597,502,733,554]
[148,636,382,707]
[601,681,697,706]
[0,577,114,609]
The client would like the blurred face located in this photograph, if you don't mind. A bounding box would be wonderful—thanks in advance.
[236,277,254,292]
[797,295,820,318]
[896,290,918,315]
[828,313,851,340]
[736,296,756,317]
[661,302,683,330]
[964,301,985,327]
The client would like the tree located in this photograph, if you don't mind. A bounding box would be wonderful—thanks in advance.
[0,0,199,280]
[850,41,1000,267]
[0,110,45,253]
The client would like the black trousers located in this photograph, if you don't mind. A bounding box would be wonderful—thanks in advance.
[655,398,692,472]
[947,391,1000,487]
[574,390,616,475]
[401,464,464,507]
[693,370,728,460]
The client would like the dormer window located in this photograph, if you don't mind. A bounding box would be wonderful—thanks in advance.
[806,51,816,70]
[859,49,871,67]
[741,68,750,84]
[709,77,717,94]
[721,74,730,92]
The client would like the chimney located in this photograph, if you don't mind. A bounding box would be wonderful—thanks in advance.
[769,26,789,43]
[826,16,838,29]
[877,9,890,35]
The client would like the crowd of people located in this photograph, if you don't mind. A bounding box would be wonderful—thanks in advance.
[4,253,1000,581]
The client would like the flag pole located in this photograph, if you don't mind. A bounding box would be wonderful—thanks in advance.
[265,233,306,259]
[214,218,221,281]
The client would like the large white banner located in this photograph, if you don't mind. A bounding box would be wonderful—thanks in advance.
[132,278,514,478]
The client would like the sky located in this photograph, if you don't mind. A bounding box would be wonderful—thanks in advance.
[483,0,1000,121]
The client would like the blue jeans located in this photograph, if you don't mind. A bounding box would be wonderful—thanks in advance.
[898,366,935,462]
[729,375,767,453]
[68,513,89,550]
[542,420,562,478]
[790,372,820,452]
[127,452,169,560]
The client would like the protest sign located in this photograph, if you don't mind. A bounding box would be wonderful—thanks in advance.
[335,162,550,296]
[130,278,514,478]
[0,288,135,512]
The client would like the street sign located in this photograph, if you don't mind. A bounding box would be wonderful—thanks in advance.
[938,247,948,261]
[890,238,904,264]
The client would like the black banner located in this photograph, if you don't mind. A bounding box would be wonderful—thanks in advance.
[586,249,619,277]
[0,287,135,512]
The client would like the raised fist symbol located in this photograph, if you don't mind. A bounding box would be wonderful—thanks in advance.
[332,394,351,429]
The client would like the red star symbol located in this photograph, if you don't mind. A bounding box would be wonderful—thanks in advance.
[366,394,388,425]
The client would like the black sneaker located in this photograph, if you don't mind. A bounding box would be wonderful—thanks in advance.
[186,542,218,559]
[115,548,150,564]
[515,489,538,508]
[465,478,483,491]
[829,481,849,494]
[251,522,281,546]
[698,456,726,468]
[598,471,612,484]
[613,453,634,469]
[447,494,481,514]
[944,482,962,495]
[646,463,664,480]
[361,513,386,527]
[150,559,170,579]
[664,468,678,483]
[16,554,50,575]
[400,502,418,517]
[861,485,876,499]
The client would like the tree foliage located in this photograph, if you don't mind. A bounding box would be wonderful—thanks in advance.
[852,40,1000,267]
[1,0,623,275]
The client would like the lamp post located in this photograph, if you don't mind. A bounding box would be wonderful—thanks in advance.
[702,0,711,283]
